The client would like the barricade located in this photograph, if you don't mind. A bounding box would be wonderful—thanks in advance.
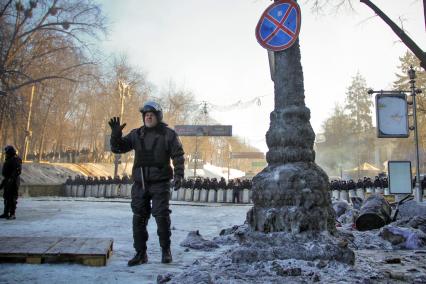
[238,190,244,203]
[112,183,120,198]
[193,189,200,202]
[77,185,85,197]
[208,189,216,203]
[226,189,233,203]
[91,184,99,197]
[384,187,390,195]
[171,187,179,200]
[125,183,132,198]
[84,184,93,197]
[105,184,113,198]
[185,188,194,201]
[97,183,106,198]
[178,188,186,201]
[242,188,250,203]
[340,190,349,202]
[216,189,225,203]
[65,184,72,197]
[356,188,365,199]
[200,189,208,202]
[375,187,384,194]
[332,190,340,200]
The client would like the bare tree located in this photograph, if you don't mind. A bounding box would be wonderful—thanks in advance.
[0,0,106,93]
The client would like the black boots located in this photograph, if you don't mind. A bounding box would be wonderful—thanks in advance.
[0,213,8,218]
[128,250,148,266]
[161,248,172,263]
[155,216,172,263]
[7,214,15,220]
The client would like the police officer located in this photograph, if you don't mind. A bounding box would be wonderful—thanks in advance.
[109,101,184,266]
[0,145,22,220]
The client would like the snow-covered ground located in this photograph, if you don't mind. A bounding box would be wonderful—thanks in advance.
[0,198,249,284]
[185,163,246,180]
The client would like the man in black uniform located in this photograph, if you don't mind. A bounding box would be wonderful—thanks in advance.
[0,145,22,220]
[109,101,184,266]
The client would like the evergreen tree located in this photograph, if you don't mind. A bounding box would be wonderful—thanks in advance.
[317,104,355,175]
[344,72,373,133]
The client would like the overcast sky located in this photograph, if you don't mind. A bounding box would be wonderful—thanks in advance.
[99,0,425,153]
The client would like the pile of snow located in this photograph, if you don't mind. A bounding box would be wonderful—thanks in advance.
[194,163,246,179]
[0,162,134,185]
[15,162,79,185]
[0,198,249,283]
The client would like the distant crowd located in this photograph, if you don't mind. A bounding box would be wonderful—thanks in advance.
[182,177,252,191]
[330,175,426,191]
[65,175,131,185]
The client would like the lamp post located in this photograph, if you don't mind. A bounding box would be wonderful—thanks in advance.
[408,67,423,202]
[113,80,131,178]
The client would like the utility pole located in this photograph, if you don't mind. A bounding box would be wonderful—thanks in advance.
[23,85,35,161]
[408,67,423,202]
[113,80,131,178]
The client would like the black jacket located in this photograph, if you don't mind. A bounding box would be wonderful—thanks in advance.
[1,155,22,191]
[110,123,184,183]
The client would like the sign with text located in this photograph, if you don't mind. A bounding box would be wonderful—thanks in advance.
[231,152,265,159]
[175,125,232,137]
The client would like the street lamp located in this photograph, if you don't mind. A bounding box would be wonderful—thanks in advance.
[113,80,131,178]
[408,66,423,202]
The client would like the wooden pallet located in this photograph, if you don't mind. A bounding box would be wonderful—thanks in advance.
[0,237,113,266]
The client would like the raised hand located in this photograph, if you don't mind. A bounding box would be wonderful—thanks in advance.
[108,117,126,137]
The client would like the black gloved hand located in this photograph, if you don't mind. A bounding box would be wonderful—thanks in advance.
[108,117,127,137]
[172,176,183,191]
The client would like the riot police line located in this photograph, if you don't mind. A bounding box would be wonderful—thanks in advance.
[63,175,132,198]
[329,175,426,202]
[63,175,254,203]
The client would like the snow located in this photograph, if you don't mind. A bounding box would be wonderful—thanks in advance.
[0,198,249,284]
[2,198,426,283]
[1,162,134,186]
[184,163,246,180]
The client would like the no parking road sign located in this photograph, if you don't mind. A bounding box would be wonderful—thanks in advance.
[255,0,301,52]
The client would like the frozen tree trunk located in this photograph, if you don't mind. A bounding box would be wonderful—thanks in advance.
[246,38,336,234]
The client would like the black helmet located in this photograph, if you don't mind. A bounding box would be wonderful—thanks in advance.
[140,101,163,122]
[4,145,16,155]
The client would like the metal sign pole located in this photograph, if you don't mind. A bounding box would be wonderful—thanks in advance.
[409,67,422,202]
[369,67,423,202]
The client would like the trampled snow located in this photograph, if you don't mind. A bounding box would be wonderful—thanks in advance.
[0,198,249,284]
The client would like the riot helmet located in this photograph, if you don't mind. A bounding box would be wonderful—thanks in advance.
[139,101,163,122]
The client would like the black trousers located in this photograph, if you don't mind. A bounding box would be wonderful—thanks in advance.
[3,187,18,216]
[131,181,171,252]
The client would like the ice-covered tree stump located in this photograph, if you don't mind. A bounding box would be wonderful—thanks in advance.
[240,34,354,264]
[246,39,335,234]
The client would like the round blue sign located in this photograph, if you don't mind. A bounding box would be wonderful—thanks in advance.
[255,0,301,51]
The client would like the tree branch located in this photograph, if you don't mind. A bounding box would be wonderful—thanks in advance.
[360,0,426,70]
